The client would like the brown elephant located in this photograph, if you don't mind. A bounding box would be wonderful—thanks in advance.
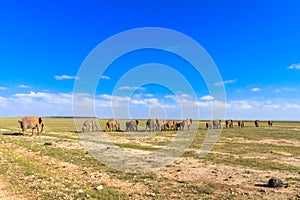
[18,116,44,136]
[237,120,245,128]
[268,120,273,127]
[106,119,120,132]
[206,122,212,129]
[175,121,183,131]
[146,119,157,132]
[165,120,175,131]
[126,119,139,132]
[82,120,98,133]
[254,120,259,127]
[182,118,192,130]
[225,119,233,128]
[213,120,221,129]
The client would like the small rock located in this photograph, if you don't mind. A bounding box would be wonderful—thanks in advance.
[268,178,284,188]
[78,189,84,193]
[44,142,53,146]
[258,189,266,193]
[95,185,103,190]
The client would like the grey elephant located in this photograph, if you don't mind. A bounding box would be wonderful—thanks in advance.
[126,120,139,132]
[18,116,44,136]
[268,120,273,127]
[106,119,120,132]
[206,122,212,129]
[82,120,98,133]
[237,120,244,128]
[156,119,165,131]
[182,118,192,130]
[175,121,183,130]
[254,120,259,127]
[212,120,221,129]
[146,119,157,132]
[225,119,233,128]
[166,120,175,131]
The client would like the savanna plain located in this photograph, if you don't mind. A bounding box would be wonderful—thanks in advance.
[0,118,299,199]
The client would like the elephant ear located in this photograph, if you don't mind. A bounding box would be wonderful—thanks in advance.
[39,117,43,124]
[136,120,139,125]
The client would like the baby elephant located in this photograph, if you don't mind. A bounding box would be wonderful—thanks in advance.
[82,120,98,133]
[18,116,44,136]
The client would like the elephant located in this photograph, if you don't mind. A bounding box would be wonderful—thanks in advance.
[268,120,273,127]
[165,120,176,131]
[255,120,260,127]
[126,119,139,132]
[212,120,221,129]
[82,120,98,133]
[18,116,44,136]
[237,120,245,128]
[106,119,120,132]
[182,118,192,130]
[206,122,212,129]
[146,119,157,132]
[225,119,233,128]
[156,119,165,131]
[254,120,259,127]
[175,121,183,131]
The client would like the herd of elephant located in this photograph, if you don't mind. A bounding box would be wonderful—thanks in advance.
[82,118,193,133]
[16,116,273,136]
[205,119,273,129]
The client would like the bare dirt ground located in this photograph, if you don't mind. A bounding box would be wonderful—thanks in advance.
[0,120,299,199]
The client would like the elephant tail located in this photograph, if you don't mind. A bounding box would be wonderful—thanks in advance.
[18,120,23,129]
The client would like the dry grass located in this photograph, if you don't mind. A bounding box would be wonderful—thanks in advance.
[0,118,299,199]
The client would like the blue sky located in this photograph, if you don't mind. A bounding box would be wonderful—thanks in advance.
[0,0,300,120]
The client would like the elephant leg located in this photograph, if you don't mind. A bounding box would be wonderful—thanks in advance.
[37,125,40,135]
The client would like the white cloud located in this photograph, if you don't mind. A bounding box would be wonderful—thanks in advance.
[200,95,214,101]
[2,89,300,120]
[287,63,300,70]
[274,87,297,93]
[118,86,145,90]
[0,86,7,90]
[100,75,110,80]
[251,87,261,92]
[54,75,79,80]
[214,79,237,86]
[144,94,154,97]
[18,84,30,89]
[98,94,130,102]
[286,103,300,109]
